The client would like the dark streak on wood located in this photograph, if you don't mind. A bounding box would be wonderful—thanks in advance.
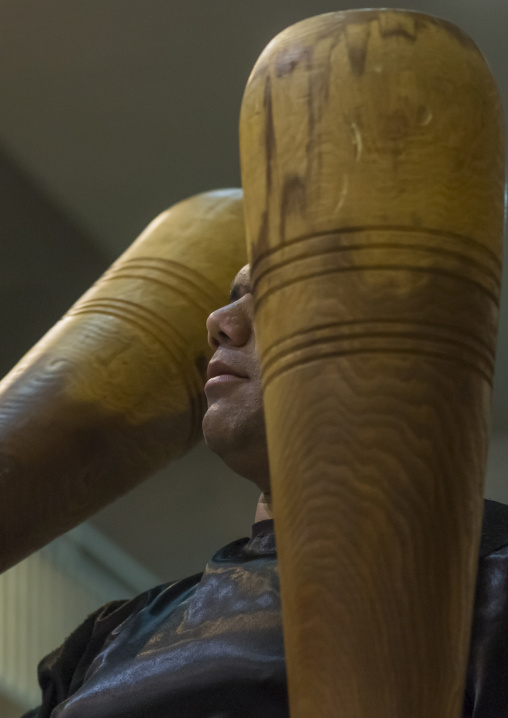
[253,209,270,262]
[263,74,276,196]
[346,43,367,76]
[379,26,418,42]
[378,22,418,42]
[304,48,323,185]
[344,19,371,77]
[305,74,316,176]
[280,174,306,243]
[275,43,313,78]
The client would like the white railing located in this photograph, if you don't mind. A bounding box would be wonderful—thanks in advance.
[0,524,160,713]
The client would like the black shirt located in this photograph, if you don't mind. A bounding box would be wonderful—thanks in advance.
[23,501,508,717]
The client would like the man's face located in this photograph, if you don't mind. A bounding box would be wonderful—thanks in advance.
[202,264,270,490]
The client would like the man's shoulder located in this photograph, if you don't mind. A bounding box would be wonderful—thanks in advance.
[481,498,508,557]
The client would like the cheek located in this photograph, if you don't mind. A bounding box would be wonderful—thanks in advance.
[247,374,265,418]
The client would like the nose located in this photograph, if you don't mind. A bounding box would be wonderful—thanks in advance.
[206,297,253,350]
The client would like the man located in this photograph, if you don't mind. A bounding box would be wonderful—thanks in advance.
[203,263,272,522]
[24,265,508,718]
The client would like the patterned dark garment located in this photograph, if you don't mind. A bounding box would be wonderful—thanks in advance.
[23,501,508,718]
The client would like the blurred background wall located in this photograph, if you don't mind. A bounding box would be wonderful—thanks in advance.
[0,1,505,713]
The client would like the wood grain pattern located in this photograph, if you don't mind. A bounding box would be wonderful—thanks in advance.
[0,189,246,573]
[240,10,505,717]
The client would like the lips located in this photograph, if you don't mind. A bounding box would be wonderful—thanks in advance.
[204,358,249,394]
[206,359,247,381]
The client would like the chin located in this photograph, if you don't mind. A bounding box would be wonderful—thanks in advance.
[202,405,270,490]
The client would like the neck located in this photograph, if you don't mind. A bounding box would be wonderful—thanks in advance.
[254,492,273,522]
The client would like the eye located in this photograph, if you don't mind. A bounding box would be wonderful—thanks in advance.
[229,287,241,303]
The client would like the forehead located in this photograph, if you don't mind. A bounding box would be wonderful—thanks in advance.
[229,264,251,301]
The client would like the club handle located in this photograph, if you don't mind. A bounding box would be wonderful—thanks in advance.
[0,189,246,572]
[240,11,504,717]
